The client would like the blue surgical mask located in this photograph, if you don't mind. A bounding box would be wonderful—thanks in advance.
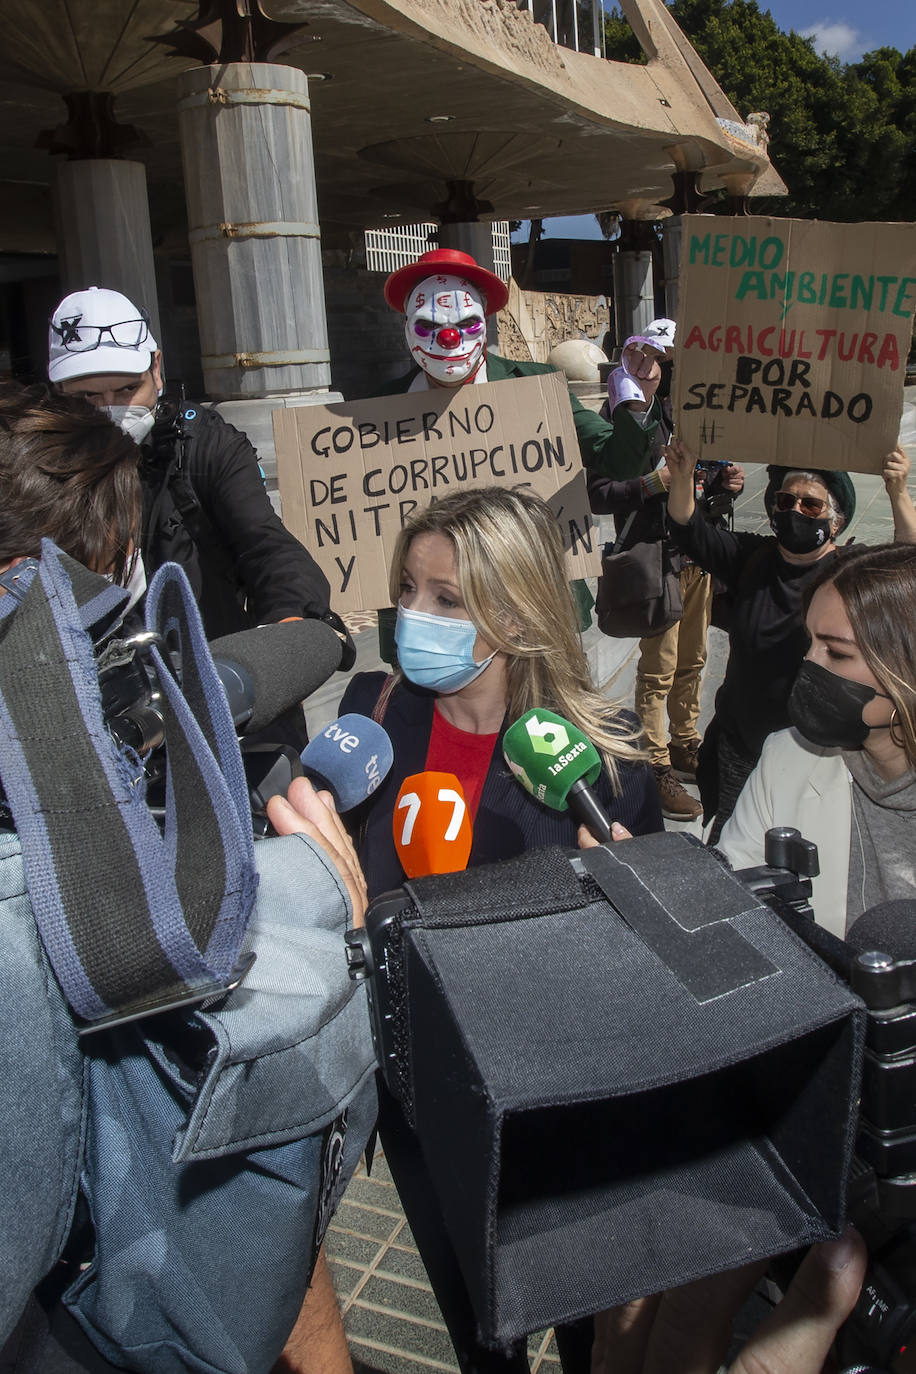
[395,603,495,694]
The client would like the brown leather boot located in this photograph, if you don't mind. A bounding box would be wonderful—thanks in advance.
[653,764,702,821]
[668,741,701,783]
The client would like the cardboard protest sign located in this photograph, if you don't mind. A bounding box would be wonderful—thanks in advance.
[673,215,916,473]
[273,371,599,614]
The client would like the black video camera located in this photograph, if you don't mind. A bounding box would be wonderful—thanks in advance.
[94,629,300,837]
[740,832,916,1373]
[348,827,915,1369]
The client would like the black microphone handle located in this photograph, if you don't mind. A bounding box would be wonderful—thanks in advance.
[566,777,613,843]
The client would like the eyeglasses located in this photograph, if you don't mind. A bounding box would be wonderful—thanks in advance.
[51,312,151,354]
[774,490,829,518]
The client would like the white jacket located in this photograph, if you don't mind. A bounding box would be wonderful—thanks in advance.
[718,728,851,938]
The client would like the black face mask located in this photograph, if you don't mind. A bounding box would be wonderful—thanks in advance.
[771,508,833,555]
[788,659,885,750]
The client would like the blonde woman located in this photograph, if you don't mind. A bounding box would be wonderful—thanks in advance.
[339,486,662,1374]
[340,485,662,899]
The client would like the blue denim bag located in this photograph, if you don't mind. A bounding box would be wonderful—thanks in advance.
[64,831,377,1374]
[0,547,376,1371]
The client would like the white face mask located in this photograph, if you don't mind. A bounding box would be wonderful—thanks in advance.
[405,274,487,385]
[103,404,156,445]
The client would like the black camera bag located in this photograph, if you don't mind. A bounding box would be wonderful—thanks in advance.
[352,832,865,1346]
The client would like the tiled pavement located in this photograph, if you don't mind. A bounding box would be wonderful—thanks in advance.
[327,1152,562,1374]
[324,391,916,1372]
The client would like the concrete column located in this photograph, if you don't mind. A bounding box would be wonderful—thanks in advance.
[54,160,161,339]
[661,215,682,324]
[437,221,495,271]
[437,222,500,348]
[612,249,654,341]
[176,62,331,402]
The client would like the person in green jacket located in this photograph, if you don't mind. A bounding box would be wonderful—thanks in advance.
[373,247,653,658]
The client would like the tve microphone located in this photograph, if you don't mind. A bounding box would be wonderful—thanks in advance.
[299,714,393,812]
[209,619,345,733]
[503,708,613,843]
[393,772,472,877]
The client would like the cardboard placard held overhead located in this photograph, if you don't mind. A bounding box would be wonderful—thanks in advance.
[273,371,599,615]
[673,215,916,473]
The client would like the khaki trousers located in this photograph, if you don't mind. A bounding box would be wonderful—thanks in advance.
[634,563,713,767]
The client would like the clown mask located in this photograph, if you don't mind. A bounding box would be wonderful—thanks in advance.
[405,275,487,386]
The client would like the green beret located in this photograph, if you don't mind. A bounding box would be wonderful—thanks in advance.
[765,465,856,527]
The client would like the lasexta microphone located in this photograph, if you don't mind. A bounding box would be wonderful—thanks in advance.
[209,619,345,733]
[299,714,393,812]
[502,708,613,842]
[393,772,472,877]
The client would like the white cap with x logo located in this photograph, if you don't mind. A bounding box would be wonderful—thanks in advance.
[48,287,158,384]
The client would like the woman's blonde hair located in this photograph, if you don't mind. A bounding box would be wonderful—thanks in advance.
[806,542,916,767]
[388,487,644,788]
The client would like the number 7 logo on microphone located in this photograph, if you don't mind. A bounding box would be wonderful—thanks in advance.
[394,771,473,877]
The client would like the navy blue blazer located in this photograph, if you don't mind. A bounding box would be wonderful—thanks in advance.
[340,672,663,899]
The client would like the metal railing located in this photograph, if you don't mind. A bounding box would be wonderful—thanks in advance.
[517,0,607,58]
[365,222,513,279]
[364,223,437,274]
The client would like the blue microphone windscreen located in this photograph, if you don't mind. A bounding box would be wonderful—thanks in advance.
[300,714,393,812]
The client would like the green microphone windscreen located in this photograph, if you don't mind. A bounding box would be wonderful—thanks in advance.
[502,708,601,811]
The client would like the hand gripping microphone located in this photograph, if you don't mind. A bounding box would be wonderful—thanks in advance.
[208,619,345,734]
[502,708,613,843]
[393,772,473,877]
[299,714,394,812]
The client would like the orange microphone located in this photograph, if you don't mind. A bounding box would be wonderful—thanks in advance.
[393,772,473,878]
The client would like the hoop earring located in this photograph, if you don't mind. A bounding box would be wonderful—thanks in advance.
[889,706,906,751]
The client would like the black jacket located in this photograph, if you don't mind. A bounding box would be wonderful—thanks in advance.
[587,398,738,569]
[140,404,332,641]
[340,672,663,900]
[667,511,837,758]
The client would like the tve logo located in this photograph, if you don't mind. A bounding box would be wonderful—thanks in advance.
[322,721,360,753]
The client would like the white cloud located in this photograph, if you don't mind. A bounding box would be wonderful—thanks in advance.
[799,19,864,60]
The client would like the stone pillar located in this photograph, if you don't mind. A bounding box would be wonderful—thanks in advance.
[176,61,339,479]
[437,221,495,271]
[176,62,332,402]
[661,215,682,323]
[612,249,654,342]
[437,222,500,348]
[54,160,161,339]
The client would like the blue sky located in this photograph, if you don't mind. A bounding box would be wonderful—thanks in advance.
[514,0,915,242]
[761,0,915,61]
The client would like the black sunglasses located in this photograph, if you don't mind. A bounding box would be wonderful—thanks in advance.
[774,490,829,518]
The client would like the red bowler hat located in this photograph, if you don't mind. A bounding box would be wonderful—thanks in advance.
[384,248,509,316]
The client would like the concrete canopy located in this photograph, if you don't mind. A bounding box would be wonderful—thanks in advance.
[0,0,783,256]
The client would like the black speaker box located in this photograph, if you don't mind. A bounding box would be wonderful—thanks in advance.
[357,833,865,1347]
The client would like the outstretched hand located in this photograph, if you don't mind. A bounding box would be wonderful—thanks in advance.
[622,343,663,406]
[883,443,911,496]
[591,1227,866,1374]
[267,776,368,928]
[720,462,745,494]
[662,436,698,480]
[661,437,698,525]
